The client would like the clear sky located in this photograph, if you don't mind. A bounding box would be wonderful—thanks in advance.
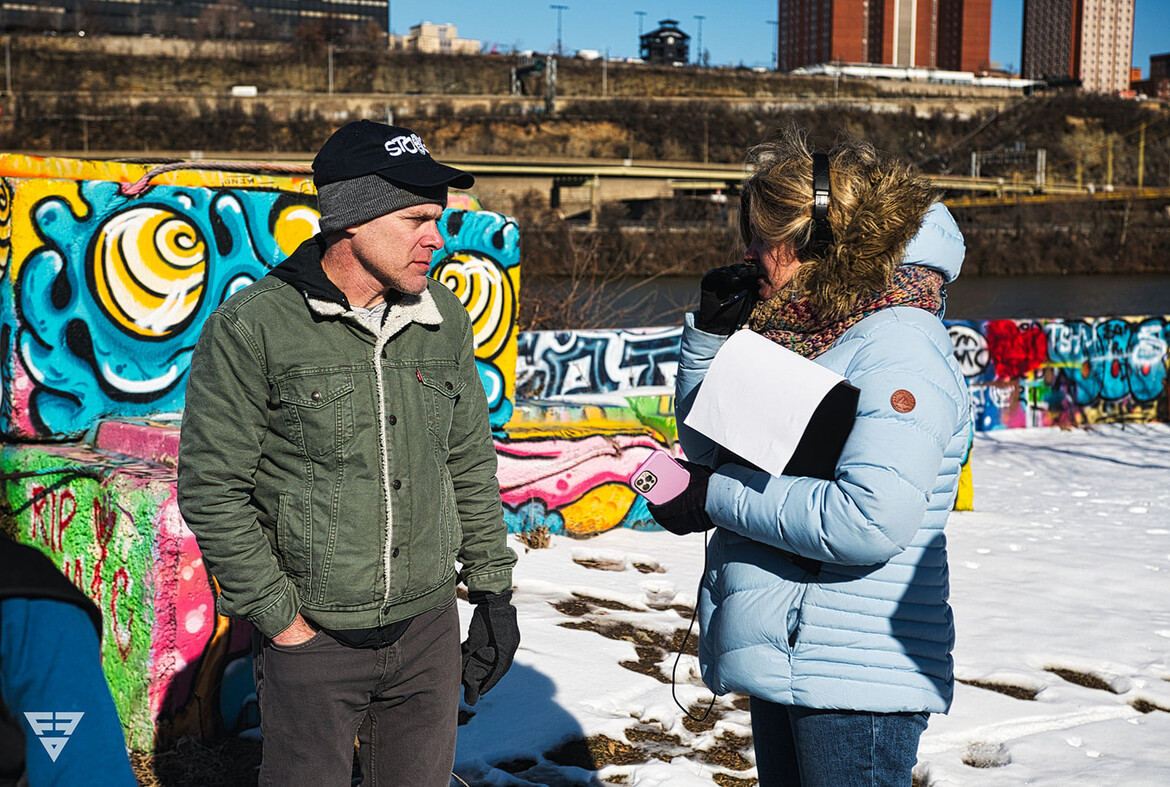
[389,1,1168,74]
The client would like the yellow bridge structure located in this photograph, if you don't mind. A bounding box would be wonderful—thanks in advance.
[40,148,1170,215]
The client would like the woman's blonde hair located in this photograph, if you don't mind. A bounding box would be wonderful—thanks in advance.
[739,128,942,320]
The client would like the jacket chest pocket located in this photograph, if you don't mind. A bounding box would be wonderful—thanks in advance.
[418,365,465,451]
[276,373,356,458]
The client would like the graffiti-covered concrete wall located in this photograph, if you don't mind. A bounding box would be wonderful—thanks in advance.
[499,394,677,537]
[0,154,520,438]
[947,317,1170,429]
[517,316,1170,430]
[0,154,520,749]
[515,327,681,399]
[0,430,255,750]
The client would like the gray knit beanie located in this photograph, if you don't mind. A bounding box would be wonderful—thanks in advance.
[316,175,446,235]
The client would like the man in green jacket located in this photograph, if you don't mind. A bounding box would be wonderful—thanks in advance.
[177,121,518,785]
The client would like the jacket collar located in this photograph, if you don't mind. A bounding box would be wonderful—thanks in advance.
[271,235,444,340]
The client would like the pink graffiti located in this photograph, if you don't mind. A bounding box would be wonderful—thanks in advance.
[149,489,217,719]
[110,567,132,661]
[7,362,39,438]
[496,434,666,509]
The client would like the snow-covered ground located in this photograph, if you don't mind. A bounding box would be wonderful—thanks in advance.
[452,423,1170,786]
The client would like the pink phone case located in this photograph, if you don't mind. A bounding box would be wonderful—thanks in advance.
[630,451,691,505]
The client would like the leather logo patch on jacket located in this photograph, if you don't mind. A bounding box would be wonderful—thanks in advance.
[890,389,916,413]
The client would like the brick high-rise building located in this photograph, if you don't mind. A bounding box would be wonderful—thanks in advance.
[1022,0,1135,93]
[776,0,991,73]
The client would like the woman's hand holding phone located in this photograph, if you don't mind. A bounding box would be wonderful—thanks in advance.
[630,451,716,535]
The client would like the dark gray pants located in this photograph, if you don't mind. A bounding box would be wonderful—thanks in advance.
[253,597,461,786]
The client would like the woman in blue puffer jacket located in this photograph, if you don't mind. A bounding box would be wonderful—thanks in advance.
[647,131,972,786]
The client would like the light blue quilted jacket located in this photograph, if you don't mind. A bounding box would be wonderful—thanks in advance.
[676,204,971,713]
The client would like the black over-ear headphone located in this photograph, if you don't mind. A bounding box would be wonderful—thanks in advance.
[806,152,834,258]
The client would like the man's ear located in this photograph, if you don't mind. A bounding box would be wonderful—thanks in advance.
[322,227,355,244]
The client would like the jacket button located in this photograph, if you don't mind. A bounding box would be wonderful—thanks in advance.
[311,390,322,402]
[445,381,453,390]
[392,479,401,490]
[392,547,400,558]
[388,414,397,425]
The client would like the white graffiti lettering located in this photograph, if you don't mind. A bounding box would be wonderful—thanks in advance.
[384,134,429,157]
[948,325,989,378]
[1132,323,1167,367]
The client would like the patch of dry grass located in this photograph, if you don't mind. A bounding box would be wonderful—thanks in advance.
[517,525,551,550]
[1044,667,1120,694]
[544,734,648,769]
[957,677,1039,701]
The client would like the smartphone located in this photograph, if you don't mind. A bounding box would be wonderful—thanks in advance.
[630,450,691,505]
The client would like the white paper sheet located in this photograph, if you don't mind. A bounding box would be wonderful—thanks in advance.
[683,329,846,477]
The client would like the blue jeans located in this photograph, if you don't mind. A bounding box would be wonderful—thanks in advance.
[750,698,929,787]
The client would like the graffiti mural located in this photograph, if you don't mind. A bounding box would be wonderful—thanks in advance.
[949,317,1170,429]
[434,209,521,429]
[519,318,1170,431]
[515,327,682,398]
[498,395,678,535]
[0,437,250,751]
[0,155,520,437]
[10,183,301,436]
[0,155,520,752]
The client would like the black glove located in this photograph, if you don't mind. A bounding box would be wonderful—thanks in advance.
[646,460,715,535]
[461,589,520,706]
[695,263,761,335]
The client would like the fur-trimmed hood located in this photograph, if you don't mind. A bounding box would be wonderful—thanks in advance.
[784,164,944,320]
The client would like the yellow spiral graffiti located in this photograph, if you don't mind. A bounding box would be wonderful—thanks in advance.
[92,207,208,339]
[432,253,516,361]
[273,203,320,256]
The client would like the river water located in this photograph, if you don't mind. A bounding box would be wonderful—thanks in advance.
[525,274,1170,328]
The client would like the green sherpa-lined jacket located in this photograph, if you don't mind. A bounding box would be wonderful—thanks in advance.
[177,236,515,638]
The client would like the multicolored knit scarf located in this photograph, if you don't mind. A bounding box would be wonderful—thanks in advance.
[748,266,945,358]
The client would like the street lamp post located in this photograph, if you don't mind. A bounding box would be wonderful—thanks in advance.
[550,4,568,56]
[693,15,704,67]
[767,19,779,70]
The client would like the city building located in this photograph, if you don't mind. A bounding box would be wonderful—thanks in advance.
[1131,52,1170,99]
[0,1,390,41]
[775,0,991,73]
[1149,52,1170,80]
[389,22,480,55]
[1022,0,1135,94]
[640,19,689,65]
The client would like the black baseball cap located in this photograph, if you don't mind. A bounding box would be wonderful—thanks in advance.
[312,120,474,190]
